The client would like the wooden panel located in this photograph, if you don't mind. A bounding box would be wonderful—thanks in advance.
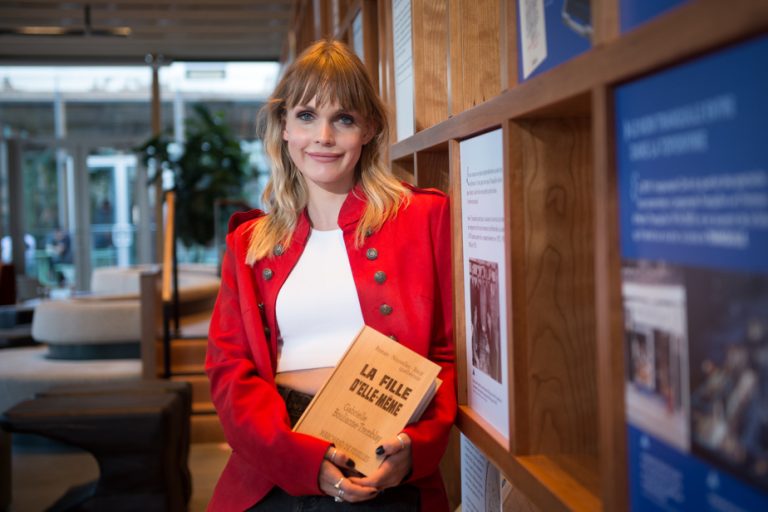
[447,0,462,117]
[592,85,628,512]
[411,0,448,131]
[391,155,415,184]
[592,0,619,45]
[449,140,468,406]
[503,476,542,512]
[516,454,601,511]
[499,0,518,91]
[516,117,597,456]
[415,150,449,192]
[140,270,163,380]
[439,426,462,512]
[505,120,530,455]
[361,0,379,88]
[450,0,501,114]
[378,0,396,145]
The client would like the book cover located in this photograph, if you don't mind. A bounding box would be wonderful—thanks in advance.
[293,325,441,476]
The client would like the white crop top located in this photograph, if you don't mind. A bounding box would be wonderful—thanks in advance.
[275,228,364,372]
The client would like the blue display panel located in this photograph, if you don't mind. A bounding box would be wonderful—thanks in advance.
[617,36,768,511]
[516,0,591,82]
[620,0,688,33]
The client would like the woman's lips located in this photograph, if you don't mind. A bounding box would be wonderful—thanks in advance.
[307,152,342,163]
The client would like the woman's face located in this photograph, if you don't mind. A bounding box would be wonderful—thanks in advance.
[282,97,372,195]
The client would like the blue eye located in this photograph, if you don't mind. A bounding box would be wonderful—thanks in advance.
[297,111,314,122]
[337,114,355,125]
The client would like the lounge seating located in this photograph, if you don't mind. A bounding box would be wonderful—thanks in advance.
[0,264,219,415]
[0,380,192,512]
[31,264,219,360]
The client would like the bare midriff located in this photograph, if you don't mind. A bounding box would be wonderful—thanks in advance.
[275,367,334,396]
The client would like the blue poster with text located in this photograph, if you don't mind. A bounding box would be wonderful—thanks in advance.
[620,0,688,33]
[617,36,768,274]
[617,36,768,511]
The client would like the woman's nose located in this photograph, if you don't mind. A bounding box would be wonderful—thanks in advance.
[315,120,334,145]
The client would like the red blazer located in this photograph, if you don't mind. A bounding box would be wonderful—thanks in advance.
[206,184,457,511]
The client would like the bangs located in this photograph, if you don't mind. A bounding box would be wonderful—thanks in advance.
[283,45,376,119]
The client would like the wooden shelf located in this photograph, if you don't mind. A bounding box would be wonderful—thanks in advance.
[285,1,768,510]
[516,454,601,512]
[390,0,768,159]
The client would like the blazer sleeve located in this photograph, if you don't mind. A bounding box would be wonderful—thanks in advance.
[402,195,457,482]
[206,229,331,496]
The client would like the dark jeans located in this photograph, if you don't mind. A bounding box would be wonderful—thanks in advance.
[251,386,420,510]
[246,485,420,512]
[276,385,314,428]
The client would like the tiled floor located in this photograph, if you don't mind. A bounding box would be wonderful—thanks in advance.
[7,437,231,512]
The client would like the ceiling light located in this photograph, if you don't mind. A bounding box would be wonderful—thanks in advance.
[0,5,131,38]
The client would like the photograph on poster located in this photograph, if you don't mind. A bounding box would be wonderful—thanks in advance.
[686,267,768,492]
[470,258,502,383]
[623,262,690,452]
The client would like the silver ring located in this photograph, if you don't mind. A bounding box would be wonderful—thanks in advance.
[333,477,344,489]
[330,447,337,463]
[334,495,343,503]
[334,488,345,502]
[396,433,406,450]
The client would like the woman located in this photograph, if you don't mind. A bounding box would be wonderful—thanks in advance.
[206,39,456,511]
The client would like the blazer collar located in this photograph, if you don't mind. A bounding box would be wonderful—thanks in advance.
[292,184,367,244]
[337,184,367,229]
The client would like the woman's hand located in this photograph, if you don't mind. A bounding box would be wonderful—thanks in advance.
[319,445,378,503]
[348,432,412,491]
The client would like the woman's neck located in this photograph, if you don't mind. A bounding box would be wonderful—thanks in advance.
[306,186,350,231]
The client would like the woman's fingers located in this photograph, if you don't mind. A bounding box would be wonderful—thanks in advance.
[352,433,413,489]
[375,432,410,457]
[319,460,378,503]
[324,445,358,471]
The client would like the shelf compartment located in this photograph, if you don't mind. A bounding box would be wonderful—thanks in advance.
[415,145,449,192]
[507,111,599,511]
[391,154,415,185]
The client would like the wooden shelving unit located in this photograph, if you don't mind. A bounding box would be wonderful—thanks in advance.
[287,0,768,510]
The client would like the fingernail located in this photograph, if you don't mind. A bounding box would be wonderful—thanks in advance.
[375,445,385,455]
[346,459,356,468]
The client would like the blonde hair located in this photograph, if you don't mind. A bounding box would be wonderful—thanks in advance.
[246,39,409,264]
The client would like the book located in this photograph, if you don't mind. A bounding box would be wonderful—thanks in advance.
[293,325,442,476]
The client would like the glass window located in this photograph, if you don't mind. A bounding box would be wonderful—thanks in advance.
[0,61,278,293]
